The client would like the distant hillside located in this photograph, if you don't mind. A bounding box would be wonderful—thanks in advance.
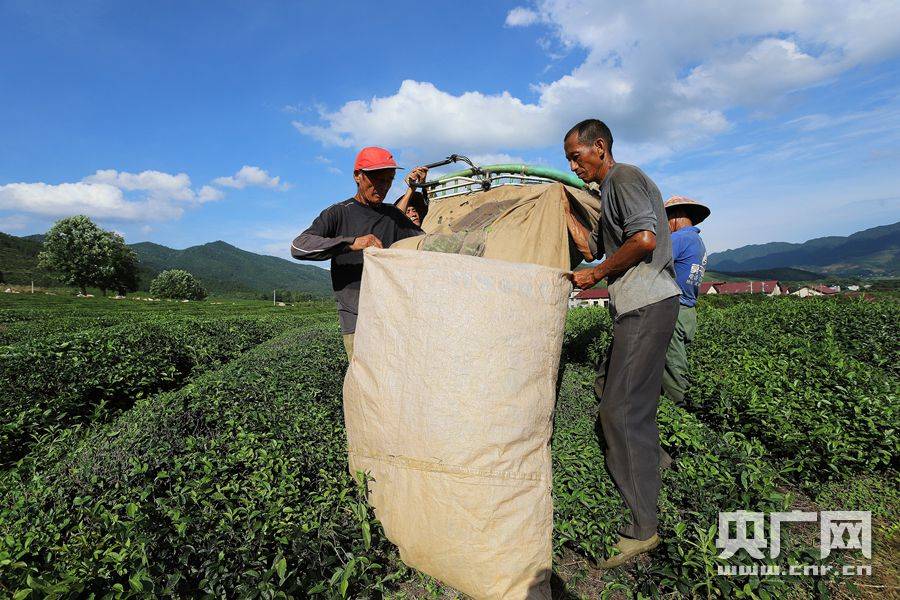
[131,240,331,296]
[708,221,900,277]
[0,232,331,297]
[0,232,60,286]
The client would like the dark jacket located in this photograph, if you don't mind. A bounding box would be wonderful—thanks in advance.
[291,197,421,333]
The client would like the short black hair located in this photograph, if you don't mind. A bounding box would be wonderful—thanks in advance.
[565,119,613,151]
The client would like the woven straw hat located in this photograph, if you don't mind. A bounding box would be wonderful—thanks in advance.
[664,195,710,224]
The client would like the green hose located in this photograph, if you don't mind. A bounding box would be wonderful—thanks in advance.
[434,164,586,189]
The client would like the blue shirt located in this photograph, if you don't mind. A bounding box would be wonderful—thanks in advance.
[671,226,707,307]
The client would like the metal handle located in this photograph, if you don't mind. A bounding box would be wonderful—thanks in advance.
[412,154,481,188]
[422,156,456,170]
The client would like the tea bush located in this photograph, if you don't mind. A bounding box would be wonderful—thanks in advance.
[3,329,819,598]
[0,313,145,346]
[1,297,892,597]
[0,326,403,598]
[0,294,335,326]
[689,303,899,486]
[699,297,899,375]
[0,314,326,466]
[563,301,900,488]
[562,306,612,365]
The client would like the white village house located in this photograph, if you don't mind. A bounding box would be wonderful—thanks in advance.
[791,284,839,298]
[569,287,610,309]
[705,280,786,296]
[567,279,823,308]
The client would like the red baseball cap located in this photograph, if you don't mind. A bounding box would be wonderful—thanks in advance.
[353,146,402,172]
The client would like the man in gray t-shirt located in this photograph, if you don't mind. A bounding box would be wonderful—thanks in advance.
[588,163,681,315]
[565,119,679,568]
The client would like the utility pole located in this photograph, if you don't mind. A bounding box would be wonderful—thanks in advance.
[273,289,276,306]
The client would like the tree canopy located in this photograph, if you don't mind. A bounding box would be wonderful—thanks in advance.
[37,216,139,295]
[149,269,208,300]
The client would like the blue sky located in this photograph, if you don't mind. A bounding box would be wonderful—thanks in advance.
[2,0,899,259]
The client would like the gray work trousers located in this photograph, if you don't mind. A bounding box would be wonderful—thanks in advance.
[595,295,679,540]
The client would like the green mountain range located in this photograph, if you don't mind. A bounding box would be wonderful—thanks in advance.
[708,221,900,277]
[1,233,332,297]
[5,219,896,294]
[130,240,331,296]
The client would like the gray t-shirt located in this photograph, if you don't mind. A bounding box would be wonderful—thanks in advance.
[588,163,680,316]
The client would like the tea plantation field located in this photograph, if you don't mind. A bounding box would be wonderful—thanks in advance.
[0,293,896,599]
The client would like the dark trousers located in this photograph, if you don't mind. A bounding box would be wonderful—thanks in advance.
[595,296,678,540]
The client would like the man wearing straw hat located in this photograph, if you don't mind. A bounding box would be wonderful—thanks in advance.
[661,196,710,406]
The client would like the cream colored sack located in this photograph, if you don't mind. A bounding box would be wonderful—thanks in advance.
[343,248,570,599]
[392,182,600,271]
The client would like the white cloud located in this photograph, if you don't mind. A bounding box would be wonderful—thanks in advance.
[83,169,194,199]
[0,167,230,222]
[249,226,308,260]
[786,110,879,133]
[674,38,839,105]
[293,80,554,152]
[213,165,289,190]
[505,7,540,27]
[0,182,165,220]
[294,1,900,160]
[197,185,224,203]
[0,163,291,225]
[82,168,226,204]
[253,225,299,241]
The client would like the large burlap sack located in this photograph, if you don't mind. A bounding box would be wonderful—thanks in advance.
[343,248,571,599]
[392,182,600,271]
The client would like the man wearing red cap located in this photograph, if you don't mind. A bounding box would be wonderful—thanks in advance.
[291,147,428,359]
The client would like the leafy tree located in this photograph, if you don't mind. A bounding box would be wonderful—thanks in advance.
[96,232,139,296]
[149,269,208,300]
[37,216,140,295]
[37,216,108,294]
